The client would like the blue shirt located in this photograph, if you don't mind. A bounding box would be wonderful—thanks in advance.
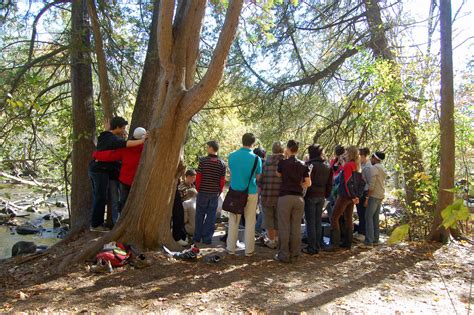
[228,148,262,194]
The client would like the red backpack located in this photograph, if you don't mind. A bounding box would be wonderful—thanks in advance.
[96,242,131,267]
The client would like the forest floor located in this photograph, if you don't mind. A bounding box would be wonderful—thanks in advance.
[0,232,472,314]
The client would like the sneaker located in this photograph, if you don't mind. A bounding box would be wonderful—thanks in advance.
[302,247,318,255]
[177,239,189,246]
[273,254,289,263]
[245,252,254,257]
[354,233,365,242]
[264,239,277,249]
[226,249,235,255]
[359,243,373,249]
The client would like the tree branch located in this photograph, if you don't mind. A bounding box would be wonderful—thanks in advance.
[181,0,244,120]
[157,0,175,73]
[87,0,114,120]
[275,46,359,92]
[28,0,69,63]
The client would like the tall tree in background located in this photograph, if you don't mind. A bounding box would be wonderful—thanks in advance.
[363,0,426,209]
[86,0,115,120]
[70,0,96,232]
[65,0,244,263]
[429,0,454,242]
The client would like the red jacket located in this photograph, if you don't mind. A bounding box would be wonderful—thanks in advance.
[92,144,144,186]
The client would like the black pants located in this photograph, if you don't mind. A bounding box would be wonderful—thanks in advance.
[172,189,187,242]
[356,191,368,235]
[119,183,131,213]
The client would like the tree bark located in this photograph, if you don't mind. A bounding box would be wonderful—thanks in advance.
[429,0,453,242]
[63,0,243,264]
[70,0,96,232]
[363,0,426,209]
[87,0,114,120]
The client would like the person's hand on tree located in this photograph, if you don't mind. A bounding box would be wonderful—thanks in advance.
[364,198,369,208]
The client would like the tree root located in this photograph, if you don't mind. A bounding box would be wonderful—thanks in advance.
[57,224,126,273]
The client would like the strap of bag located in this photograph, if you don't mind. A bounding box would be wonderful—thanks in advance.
[245,156,259,193]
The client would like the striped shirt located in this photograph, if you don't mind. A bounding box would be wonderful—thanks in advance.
[196,154,226,194]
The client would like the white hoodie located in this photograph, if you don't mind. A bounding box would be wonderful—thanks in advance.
[368,163,388,200]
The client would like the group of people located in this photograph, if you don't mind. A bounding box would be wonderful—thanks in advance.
[88,116,388,263]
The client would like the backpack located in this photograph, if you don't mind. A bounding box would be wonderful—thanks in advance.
[338,170,365,199]
[331,171,343,199]
[96,242,132,267]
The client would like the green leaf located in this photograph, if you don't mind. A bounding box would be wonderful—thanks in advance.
[387,224,409,245]
[440,199,469,229]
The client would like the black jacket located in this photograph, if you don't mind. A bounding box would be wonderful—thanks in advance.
[305,158,333,198]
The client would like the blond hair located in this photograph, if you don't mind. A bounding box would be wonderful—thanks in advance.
[345,145,360,170]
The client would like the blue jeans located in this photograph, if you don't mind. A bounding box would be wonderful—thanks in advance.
[193,192,219,244]
[89,171,110,228]
[365,197,382,245]
[304,196,325,253]
[108,179,120,225]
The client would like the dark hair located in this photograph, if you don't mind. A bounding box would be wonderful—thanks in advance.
[372,151,386,161]
[308,144,324,159]
[253,147,266,159]
[334,145,345,156]
[206,140,219,152]
[242,133,256,147]
[110,117,128,130]
[185,169,196,177]
[359,147,370,157]
[287,140,299,153]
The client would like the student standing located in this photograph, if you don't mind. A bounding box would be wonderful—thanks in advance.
[193,141,226,245]
[363,151,387,247]
[355,147,371,239]
[260,141,285,249]
[226,133,262,256]
[88,118,145,230]
[326,145,345,220]
[274,140,311,263]
[303,144,332,255]
[92,127,147,216]
[330,145,360,250]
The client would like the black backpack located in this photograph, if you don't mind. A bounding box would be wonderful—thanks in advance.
[338,170,365,199]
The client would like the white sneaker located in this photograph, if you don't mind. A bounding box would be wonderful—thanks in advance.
[177,239,189,246]
[355,234,365,242]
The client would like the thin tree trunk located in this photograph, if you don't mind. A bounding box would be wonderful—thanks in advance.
[70,0,96,232]
[363,0,426,209]
[429,0,453,242]
[87,0,114,120]
[129,0,160,132]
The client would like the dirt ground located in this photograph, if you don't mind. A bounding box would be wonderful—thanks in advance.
[0,234,472,314]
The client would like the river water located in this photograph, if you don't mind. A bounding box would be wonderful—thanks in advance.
[0,183,68,259]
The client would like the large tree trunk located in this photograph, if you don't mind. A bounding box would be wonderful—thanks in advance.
[363,0,426,209]
[129,0,160,132]
[429,0,454,242]
[70,0,96,232]
[86,0,114,120]
[61,0,244,266]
